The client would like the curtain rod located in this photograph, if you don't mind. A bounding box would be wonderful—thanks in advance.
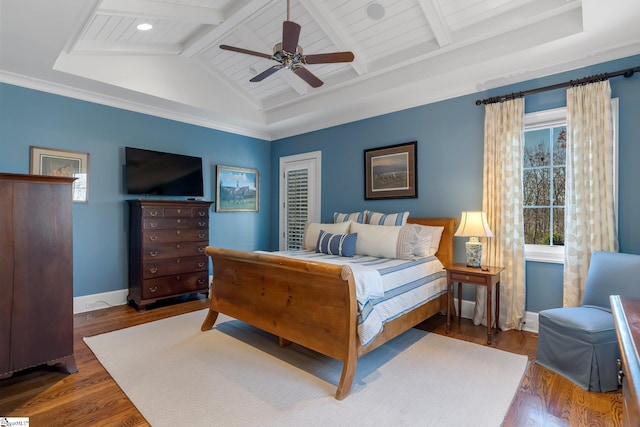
[475,65,640,105]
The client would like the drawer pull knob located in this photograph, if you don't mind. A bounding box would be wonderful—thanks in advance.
[149,286,158,293]
[465,275,470,280]
[198,262,205,268]
[198,247,204,253]
[175,276,182,281]
[198,279,206,284]
[176,259,181,263]
[150,212,158,217]
[198,233,205,239]
[177,209,181,213]
[176,244,181,249]
[149,251,158,257]
[150,222,158,228]
[199,222,206,227]
[149,236,158,241]
[149,267,158,274]
[176,230,181,235]
[198,212,205,217]
[177,219,182,224]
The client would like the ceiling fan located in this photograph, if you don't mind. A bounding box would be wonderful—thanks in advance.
[219,0,354,88]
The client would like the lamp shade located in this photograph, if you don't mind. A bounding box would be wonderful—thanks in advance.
[454,211,494,238]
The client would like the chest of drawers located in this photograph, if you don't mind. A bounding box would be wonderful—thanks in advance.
[127,199,213,311]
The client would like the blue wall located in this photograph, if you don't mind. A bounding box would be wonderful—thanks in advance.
[271,54,640,311]
[0,84,271,297]
[1,53,639,311]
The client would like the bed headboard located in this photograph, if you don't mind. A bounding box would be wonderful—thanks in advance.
[407,217,457,268]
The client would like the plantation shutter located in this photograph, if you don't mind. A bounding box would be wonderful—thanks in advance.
[286,168,309,249]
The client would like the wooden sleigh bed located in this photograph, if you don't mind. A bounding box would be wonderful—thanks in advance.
[200,217,456,399]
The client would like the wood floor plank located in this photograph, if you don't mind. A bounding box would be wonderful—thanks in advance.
[0,295,623,426]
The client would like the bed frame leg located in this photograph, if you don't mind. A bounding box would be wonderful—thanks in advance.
[200,309,219,331]
[335,351,357,400]
[278,337,292,347]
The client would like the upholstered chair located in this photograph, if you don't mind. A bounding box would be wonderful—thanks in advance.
[536,251,640,392]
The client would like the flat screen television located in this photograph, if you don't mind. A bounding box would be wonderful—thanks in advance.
[125,147,204,197]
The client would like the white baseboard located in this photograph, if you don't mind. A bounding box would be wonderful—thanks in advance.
[73,289,129,314]
[74,276,214,314]
[456,298,539,334]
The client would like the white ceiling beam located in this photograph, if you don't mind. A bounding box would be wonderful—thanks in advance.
[72,40,182,55]
[194,57,265,112]
[97,0,224,25]
[418,0,452,47]
[181,0,273,59]
[298,0,367,75]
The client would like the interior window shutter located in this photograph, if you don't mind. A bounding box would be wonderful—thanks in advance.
[286,168,309,249]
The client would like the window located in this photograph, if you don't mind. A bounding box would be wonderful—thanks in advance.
[523,100,618,263]
[285,168,309,249]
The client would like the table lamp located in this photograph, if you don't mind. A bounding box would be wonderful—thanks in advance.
[454,211,494,268]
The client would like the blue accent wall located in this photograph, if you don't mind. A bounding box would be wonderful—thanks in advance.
[1,53,639,311]
[0,84,271,297]
[271,54,640,311]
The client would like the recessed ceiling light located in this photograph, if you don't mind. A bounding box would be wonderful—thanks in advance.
[137,23,153,31]
[366,3,385,20]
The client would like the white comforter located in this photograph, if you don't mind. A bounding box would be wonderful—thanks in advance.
[263,250,447,346]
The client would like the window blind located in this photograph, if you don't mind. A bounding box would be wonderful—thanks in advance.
[286,168,309,249]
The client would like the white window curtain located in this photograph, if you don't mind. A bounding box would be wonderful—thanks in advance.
[477,98,526,330]
[563,80,618,307]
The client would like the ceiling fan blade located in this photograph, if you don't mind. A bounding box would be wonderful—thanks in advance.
[282,21,301,53]
[293,66,323,88]
[303,51,355,64]
[220,44,272,60]
[250,65,283,82]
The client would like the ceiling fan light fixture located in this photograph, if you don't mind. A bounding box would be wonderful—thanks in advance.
[136,23,153,31]
[219,0,355,88]
[366,3,385,20]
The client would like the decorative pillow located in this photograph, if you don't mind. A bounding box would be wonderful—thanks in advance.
[333,211,366,224]
[428,226,444,256]
[365,210,409,226]
[397,224,445,259]
[316,230,357,257]
[350,222,402,259]
[303,221,351,250]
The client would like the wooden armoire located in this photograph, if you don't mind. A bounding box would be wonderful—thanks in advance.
[0,173,77,378]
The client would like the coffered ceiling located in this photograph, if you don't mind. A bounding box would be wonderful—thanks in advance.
[1,0,639,140]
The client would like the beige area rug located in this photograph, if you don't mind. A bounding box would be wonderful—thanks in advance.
[84,309,527,427]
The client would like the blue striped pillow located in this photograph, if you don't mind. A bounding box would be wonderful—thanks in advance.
[316,230,358,257]
[366,210,409,226]
[333,211,366,224]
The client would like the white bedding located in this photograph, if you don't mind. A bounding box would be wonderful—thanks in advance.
[263,250,447,346]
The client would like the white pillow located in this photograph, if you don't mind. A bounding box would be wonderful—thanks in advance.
[428,226,444,256]
[350,222,401,259]
[365,210,409,226]
[397,224,445,258]
[303,221,351,250]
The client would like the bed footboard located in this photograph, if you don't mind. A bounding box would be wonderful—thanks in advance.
[201,247,359,399]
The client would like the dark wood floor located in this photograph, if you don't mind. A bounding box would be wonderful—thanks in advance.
[0,295,623,426]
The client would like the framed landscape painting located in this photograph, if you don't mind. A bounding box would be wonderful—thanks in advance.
[216,165,259,212]
[30,146,89,202]
[364,141,417,200]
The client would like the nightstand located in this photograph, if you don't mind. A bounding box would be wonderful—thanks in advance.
[445,264,505,344]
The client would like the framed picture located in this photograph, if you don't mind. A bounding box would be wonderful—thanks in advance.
[216,165,259,212]
[364,141,417,200]
[30,146,89,202]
